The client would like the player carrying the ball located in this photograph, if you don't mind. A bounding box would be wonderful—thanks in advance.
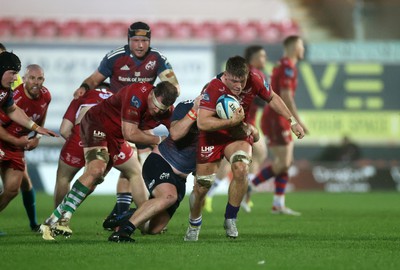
[184,56,304,241]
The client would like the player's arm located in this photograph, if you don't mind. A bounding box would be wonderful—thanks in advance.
[122,120,162,146]
[5,104,58,137]
[59,119,74,140]
[169,96,201,141]
[197,106,244,132]
[26,110,50,150]
[0,124,29,147]
[267,91,305,139]
[280,89,308,134]
[73,70,106,99]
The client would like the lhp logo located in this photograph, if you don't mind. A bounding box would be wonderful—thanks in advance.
[200,146,214,159]
[93,130,106,138]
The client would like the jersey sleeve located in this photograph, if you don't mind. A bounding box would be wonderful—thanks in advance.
[121,86,144,125]
[254,74,273,102]
[97,50,116,78]
[155,50,173,75]
[171,101,193,122]
[63,99,80,122]
[199,80,219,112]
[279,64,296,91]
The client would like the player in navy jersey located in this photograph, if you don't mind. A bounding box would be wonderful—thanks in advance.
[108,96,201,242]
[72,22,180,222]
[184,56,304,241]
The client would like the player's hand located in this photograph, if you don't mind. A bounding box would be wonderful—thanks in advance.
[13,135,29,148]
[25,137,40,151]
[73,87,86,100]
[36,126,59,137]
[291,123,305,139]
[299,121,309,134]
[192,95,202,112]
[230,106,245,127]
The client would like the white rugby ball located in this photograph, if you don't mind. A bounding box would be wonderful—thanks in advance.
[216,94,240,119]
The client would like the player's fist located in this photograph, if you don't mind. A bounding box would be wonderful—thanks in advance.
[230,106,245,126]
[291,123,305,139]
[73,87,86,99]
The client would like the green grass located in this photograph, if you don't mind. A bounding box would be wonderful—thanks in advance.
[1,192,400,270]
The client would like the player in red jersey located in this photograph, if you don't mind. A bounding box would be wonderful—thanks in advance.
[184,56,304,241]
[0,64,55,226]
[73,22,180,220]
[251,36,308,216]
[41,81,178,240]
[205,46,269,213]
[54,83,116,206]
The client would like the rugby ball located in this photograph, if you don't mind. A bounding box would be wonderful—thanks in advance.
[216,94,240,119]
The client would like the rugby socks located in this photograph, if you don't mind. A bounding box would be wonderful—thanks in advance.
[52,179,90,219]
[189,216,202,228]
[119,221,136,236]
[116,193,133,215]
[273,172,288,208]
[252,165,275,186]
[21,188,38,229]
[224,203,240,219]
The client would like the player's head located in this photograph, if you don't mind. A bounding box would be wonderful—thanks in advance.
[0,51,21,89]
[283,35,304,60]
[223,56,249,96]
[0,43,6,53]
[244,45,267,70]
[23,64,44,99]
[128,21,151,59]
[149,81,178,116]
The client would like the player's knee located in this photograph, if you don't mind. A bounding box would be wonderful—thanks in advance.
[85,148,110,165]
[230,150,251,178]
[164,193,178,206]
[196,173,216,189]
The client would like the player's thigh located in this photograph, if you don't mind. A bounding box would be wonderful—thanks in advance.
[224,140,252,162]
[152,182,178,204]
[115,152,142,179]
[252,138,267,162]
[269,142,294,167]
[57,159,81,183]
[2,167,24,192]
[196,162,220,176]
[216,158,230,179]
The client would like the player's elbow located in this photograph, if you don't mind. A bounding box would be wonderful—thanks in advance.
[169,129,183,141]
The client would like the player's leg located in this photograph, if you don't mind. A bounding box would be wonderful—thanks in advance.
[42,147,109,239]
[270,142,300,215]
[204,158,230,213]
[19,165,40,231]
[223,141,252,238]
[184,162,219,241]
[54,159,81,206]
[0,167,24,212]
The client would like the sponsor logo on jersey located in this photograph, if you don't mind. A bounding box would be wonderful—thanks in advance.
[135,72,141,76]
[200,145,214,159]
[120,65,130,71]
[148,179,156,189]
[284,67,294,78]
[93,130,106,138]
[160,172,170,180]
[202,93,210,102]
[99,93,112,99]
[141,86,147,93]
[145,60,156,71]
[130,96,142,108]
[0,91,7,101]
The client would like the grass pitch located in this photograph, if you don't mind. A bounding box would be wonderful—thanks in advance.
[1,192,399,270]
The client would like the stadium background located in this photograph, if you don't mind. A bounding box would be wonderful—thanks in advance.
[1,0,399,195]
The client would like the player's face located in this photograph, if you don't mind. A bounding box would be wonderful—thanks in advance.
[295,39,305,60]
[148,91,169,116]
[24,68,44,99]
[129,37,150,58]
[253,50,267,70]
[1,70,18,88]
[224,72,248,96]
